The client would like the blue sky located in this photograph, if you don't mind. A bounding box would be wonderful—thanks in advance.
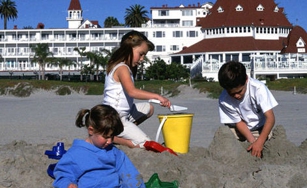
[3,0,307,31]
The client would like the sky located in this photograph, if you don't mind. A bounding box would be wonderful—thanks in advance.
[3,0,307,31]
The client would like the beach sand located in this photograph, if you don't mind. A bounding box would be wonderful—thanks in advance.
[0,85,307,187]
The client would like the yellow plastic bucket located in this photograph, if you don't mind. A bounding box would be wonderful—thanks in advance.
[158,113,193,154]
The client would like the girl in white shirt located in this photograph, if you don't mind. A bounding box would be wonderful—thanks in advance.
[103,30,171,148]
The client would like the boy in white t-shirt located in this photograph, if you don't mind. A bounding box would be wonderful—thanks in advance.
[218,61,278,158]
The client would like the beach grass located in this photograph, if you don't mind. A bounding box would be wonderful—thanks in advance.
[0,78,306,98]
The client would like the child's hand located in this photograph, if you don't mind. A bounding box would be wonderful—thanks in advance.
[159,97,171,108]
[247,140,263,158]
[68,183,78,188]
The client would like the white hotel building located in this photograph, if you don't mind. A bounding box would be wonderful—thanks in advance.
[0,0,306,81]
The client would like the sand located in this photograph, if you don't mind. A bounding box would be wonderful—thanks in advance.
[0,85,307,187]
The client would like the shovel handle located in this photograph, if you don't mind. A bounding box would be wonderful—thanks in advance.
[148,99,161,104]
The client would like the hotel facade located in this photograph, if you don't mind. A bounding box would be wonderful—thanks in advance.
[0,0,306,81]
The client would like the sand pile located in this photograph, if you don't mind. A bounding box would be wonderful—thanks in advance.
[1,125,307,188]
[1,86,307,187]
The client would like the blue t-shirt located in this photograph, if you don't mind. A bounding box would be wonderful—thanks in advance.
[53,139,145,188]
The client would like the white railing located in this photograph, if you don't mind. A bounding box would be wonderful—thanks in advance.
[190,54,307,80]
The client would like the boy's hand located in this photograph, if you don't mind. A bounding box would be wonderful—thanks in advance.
[247,140,263,158]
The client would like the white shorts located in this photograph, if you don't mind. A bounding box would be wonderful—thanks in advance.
[227,125,272,141]
[118,102,151,147]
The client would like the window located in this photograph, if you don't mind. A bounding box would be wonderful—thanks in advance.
[182,10,193,16]
[80,34,85,40]
[92,33,99,38]
[173,31,183,38]
[140,31,148,38]
[159,10,169,16]
[182,20,193,26]
[155,45,165,52]
[211,54,222,62]
[217,6,224,13]
[226,54,239,62]
[242,53,251,62]
[153,31,165,38]
[42,34,49,40]
[170,45,179,51]
[296,38,305,47]
[256,4,264,11]
[187,31,198,37]
[236,5,243,11]
[68,48,73,53]
[110,33,117,39]
[30,34,36,41]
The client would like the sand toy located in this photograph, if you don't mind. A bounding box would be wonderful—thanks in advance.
[145,173,179,188]
[144,141,177,156]
[45,142,67,179]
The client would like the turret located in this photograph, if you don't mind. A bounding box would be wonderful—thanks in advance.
[67,0,83,29]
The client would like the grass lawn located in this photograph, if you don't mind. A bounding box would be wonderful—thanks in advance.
[0,78,306,98]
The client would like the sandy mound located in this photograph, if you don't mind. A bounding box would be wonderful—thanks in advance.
[174,85,208,99]
[1,125,307,188]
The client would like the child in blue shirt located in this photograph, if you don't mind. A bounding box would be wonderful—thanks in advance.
[53,104,145,188]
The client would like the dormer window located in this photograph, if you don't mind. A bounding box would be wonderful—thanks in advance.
[236,5,243,11]
[274,6,279,12]
[296,37,306,47]
[217,6,224,13]
[256,4,264,11]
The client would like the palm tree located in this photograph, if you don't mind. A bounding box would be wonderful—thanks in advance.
[125,4,148,27]
[0,0,18,30]
[104,16,120,28]
[81,64,95,82]
[73,46,87,81]
[49,57,76,81]
[30,43,53,80]
[85,50,109,81]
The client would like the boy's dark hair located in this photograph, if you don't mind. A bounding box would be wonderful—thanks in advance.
[218,61,247,90]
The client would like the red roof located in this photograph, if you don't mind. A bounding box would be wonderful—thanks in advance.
[68,0,82,10]
[196,0,292,28]
[175,37,286,54]
[281,26,307,54]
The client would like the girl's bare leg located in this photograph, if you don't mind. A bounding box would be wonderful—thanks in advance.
[113,136,140,148]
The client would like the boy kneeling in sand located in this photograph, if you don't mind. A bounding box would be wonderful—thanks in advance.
[218,61,278,158]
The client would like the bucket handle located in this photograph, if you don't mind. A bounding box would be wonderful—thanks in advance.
[155,116,167,142]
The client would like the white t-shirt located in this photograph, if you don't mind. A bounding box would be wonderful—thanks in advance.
[103,63,134,117]
[219,77,278,130]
